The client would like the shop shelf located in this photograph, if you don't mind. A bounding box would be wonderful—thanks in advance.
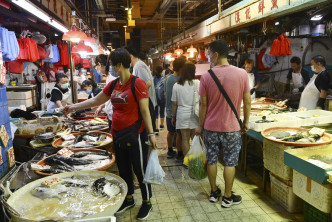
[270,173,303,213]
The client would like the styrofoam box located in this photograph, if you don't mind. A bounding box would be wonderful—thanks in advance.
[263,139,293,180]
[249,113,300,132]
[293,170,332,213]
[7,91,33,107]
[284,110,332,127]
[270,173,303,213]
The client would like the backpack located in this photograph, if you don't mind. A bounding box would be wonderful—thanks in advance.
[155,76,165,101]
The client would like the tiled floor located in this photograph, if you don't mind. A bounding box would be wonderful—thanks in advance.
[115,127,304,222]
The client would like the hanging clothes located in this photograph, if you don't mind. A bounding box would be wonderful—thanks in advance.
[270,34,292,56]
[72,53,81,66]
[0,27,19,61]
[55,41,70,66]
[43,44,53,60]
[81,58,91,69]
[38,46,46,60]
[16,37,39,62]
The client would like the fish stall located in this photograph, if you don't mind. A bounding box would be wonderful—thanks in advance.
[1,170,127,221]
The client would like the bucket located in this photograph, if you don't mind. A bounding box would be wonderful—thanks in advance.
[311,24,326,36]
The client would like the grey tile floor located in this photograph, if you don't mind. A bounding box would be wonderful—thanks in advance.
[114,127,304,222]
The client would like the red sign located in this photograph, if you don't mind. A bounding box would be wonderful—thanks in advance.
[271,0,278,10]
[258,0,265,15]
[245,7,251,20]
[235,11,240,23]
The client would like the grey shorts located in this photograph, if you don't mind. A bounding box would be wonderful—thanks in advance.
[204,129,242,166]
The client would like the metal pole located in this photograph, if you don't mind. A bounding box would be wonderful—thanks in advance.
[67,42,75,104]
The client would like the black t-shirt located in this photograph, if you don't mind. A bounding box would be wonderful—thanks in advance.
[314,70,330,92]
[50,85,69,103]
[286,68,310,84]
[88,87,102,99]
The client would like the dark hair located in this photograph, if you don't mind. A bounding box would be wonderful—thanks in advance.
[138,52,147,61]
[77,63,83,70]
[125,46,139,58]
[178,62,196,86]
[55,73,68,83]
[245,59,254,65]
[290,56,301,65]
[95,54,110,73]
[95,54,108,66]
[208,40,229,58]
[81,78,97,89]
[312,55,326,67]
[173,56,187,72]
[110,48,131,69]
[155,66,163,77]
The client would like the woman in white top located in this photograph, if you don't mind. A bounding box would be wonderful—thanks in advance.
[171,62,199,156]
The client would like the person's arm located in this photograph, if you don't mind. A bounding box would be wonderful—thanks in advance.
[285,69,292,92]
[171,101,178,126]
[63,92,109,116]
[95,103,106,117]
[138,97,157,149]
[317,90,328,109]
[242,92,251,134]
[254,81,261,89]
[56,101,64,108]
[195,96,207,135]
[145,80,152,89]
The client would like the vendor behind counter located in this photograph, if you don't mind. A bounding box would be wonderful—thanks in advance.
[47,73,71,114]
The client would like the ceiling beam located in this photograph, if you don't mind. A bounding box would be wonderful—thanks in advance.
[152,0,177,20]
[104,19,194,24]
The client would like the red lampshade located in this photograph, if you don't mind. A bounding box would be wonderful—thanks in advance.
[62,26,88,43]
[72,42,93,53]
[85,37,96,44]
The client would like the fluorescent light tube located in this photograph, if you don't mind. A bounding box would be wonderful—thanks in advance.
[12,0,49,22]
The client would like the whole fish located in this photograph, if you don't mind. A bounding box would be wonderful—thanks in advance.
[46,155,92,166]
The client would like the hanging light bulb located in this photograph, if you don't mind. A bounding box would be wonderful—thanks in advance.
[174,46,183,56]
[187,45,197,58]
[72,42,93,55]
[62,12,88,43]
[164,52,172,60]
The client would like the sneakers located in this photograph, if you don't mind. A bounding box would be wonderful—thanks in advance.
[137,201,153,220]
[209,188,222,203]
[154,129,159,135]
[160,125,164,129]
[221,193,242,208]
[167,150,177,159]
[175,155,184,162]
[116,197,135,214]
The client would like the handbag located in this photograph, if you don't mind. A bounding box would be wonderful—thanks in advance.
[192,79,200,120]
[208,69,243,128]
[110,76,142,148]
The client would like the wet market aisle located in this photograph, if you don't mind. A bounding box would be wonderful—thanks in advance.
[115,127,304,222]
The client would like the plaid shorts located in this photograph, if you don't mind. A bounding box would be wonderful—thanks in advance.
[204,130,242,166]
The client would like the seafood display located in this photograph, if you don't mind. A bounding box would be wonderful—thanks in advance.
[64,117,108,132]
[262,127,332,147]
[54,132,112,149]
[33,148,114,175]
[8,173,125,221]
[267,128,325,143]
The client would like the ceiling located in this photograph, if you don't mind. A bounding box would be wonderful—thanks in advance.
[75,0,242,52]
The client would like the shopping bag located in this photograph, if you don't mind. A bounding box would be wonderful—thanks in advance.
[143,150,165,185]
[184,135,207,180]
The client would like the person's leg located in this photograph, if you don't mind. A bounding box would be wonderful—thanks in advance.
[154,105,159,131]
[114,142,136,214]
[131,130,153,220]
[159,100,166,128]
[180,129,190,156]
[131,131,152,201]
[175,130,183,162]
[204,129,222,203]
[166,117,177,158]
[221,131,242,208]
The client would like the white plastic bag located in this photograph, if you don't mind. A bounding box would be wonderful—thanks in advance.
[183,136,207,180]
[143,150,165,185]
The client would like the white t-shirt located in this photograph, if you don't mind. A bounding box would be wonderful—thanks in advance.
[133,60,157,107]
[171,80,199,129]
